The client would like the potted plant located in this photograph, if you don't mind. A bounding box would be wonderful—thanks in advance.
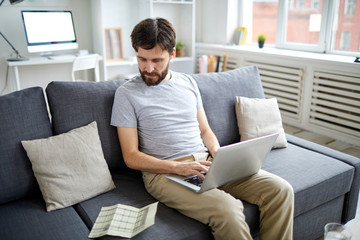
[257,34,266,48]
[176,41,185,57]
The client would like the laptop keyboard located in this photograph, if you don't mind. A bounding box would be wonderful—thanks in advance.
[184,174,206,187]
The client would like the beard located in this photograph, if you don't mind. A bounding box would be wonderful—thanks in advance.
[140,63,170,86]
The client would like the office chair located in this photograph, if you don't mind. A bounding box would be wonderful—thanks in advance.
[72,54,100,82]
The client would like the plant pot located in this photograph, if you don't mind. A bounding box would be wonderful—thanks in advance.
[176,48,185,57]
[258,41,264,48]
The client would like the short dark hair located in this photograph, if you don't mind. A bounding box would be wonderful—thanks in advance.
[131,18,176,54]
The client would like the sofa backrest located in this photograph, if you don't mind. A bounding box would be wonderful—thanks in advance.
[0,87,52,204]
[46,80,127,171]
[45,66,263,171]
[192,66,264,146]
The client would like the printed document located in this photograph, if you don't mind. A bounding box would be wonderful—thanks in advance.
[88,202,158,238]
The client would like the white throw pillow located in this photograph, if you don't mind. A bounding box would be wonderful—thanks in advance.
[21,121,115,212]
[235,96,287,148]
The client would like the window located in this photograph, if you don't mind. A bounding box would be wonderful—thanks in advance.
[252,0,278,45]
[331,0,359,53]
[345,0,356,14]
[249,0,360,55]
[340,32,351,50]
[285,0,323,45]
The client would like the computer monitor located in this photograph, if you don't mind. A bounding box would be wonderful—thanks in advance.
[21,10,78,55]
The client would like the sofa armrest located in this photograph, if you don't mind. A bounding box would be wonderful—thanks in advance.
[286,134,360,223]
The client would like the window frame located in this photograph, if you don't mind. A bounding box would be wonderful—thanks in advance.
[248,0,358,56]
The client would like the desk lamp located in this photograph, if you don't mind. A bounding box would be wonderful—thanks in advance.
[0,32,28,61]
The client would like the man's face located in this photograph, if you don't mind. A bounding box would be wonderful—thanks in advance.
[136,45,175,86]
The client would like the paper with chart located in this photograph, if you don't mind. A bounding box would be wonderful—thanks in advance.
[88,202,158,238]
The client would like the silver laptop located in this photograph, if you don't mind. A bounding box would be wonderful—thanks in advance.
[166,133,279,193]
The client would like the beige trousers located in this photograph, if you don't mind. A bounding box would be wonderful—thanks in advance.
[142,154,294,240]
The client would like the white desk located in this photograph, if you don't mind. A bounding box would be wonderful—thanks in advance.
[7,54,101,91]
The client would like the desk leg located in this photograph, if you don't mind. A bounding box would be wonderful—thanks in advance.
[13,66,21,91]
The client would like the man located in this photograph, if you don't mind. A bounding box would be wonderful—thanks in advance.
[111,18,294,240]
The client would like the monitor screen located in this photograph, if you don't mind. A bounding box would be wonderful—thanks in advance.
[21,10,78,54]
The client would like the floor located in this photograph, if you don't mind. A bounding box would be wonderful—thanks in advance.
[283,124,360,158]
[283,124,360,240]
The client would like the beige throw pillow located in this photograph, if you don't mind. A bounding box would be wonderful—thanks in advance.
[21,121,115,212]
[235,96,287,148]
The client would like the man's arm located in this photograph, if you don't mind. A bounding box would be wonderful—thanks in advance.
[197,108,220,157]
[117,127,211,178]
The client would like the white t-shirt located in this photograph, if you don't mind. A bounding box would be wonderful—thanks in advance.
[111,71,207,160]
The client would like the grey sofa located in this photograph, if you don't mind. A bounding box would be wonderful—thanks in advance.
[0,66,359,240]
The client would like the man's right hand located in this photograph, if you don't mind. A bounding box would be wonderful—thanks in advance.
[173,160,211,179]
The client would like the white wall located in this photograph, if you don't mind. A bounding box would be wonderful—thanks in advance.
[0,0,93,95]
[196,0,239,45]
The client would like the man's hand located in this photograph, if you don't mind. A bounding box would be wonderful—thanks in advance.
[173,161,211,179]
[118,127,213,179]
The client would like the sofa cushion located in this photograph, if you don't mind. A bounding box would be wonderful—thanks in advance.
[75,170,213,240]
[286,134,360,223]
[46,80,127,171]
[0,87,52,204]
[0,195,90,240]
[192,66,265,146]
[21,121,115,212]
[262,139,354,218]
[235,96,287,148]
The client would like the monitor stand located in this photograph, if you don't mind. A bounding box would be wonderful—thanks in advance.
[39,51,77,60]
[40,51,55,57]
